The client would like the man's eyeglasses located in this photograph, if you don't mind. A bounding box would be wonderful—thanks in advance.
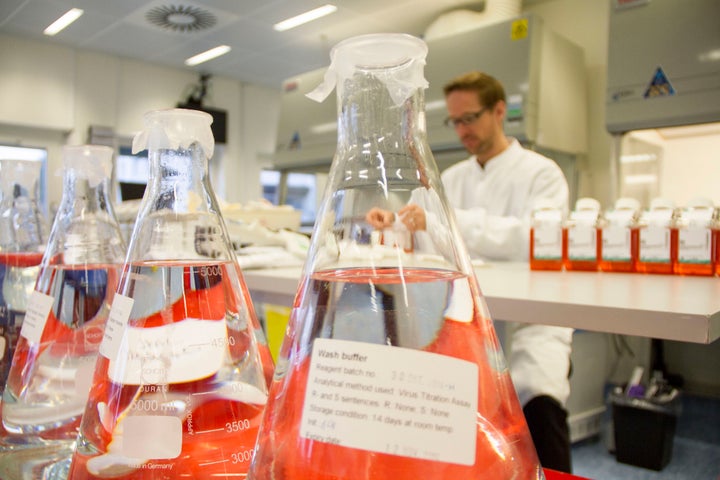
[443,107,488,128]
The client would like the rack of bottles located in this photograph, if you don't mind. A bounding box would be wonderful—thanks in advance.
[530,196,719,276]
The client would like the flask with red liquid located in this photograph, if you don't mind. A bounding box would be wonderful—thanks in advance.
[0,145,127,479]
[0,158,47,394]
[637,198,678,274]
[67,109,275,479]
[564,198,601,271]
[529,198,565,271]
[247,34,544,480]
[675,197,715,276]
[599,197,640,273]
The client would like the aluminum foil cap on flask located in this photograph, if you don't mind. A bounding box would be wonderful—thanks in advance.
[248,33,544,480]
[67,109,275,479]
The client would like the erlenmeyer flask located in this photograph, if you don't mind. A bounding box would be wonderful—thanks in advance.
[68,109,274,479]
[0,158,47,393]
[248,34,544,480]
[0,145,126,479]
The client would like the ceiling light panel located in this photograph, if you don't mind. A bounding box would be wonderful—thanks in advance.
[273,4,337,31]
[43,8,84,36]
[185,45,231,66]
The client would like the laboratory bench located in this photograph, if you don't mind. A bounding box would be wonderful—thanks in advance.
[242,262,720,345]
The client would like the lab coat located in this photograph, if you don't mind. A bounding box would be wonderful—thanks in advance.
[441,138,574,407]
[442,139,569,261]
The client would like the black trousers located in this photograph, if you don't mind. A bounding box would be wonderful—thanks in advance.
[523,395,572,473]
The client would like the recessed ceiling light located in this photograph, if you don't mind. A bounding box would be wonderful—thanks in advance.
[43,8,84,36]
[273,4,337,32]
[185,45,231,66]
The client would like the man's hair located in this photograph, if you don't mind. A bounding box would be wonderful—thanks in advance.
[443,71,506,108]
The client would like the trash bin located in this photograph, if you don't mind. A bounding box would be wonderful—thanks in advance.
[610,389,681,471]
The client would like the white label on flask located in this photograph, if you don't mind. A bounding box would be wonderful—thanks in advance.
[640,226,670,262]
[602,226,631,261]
[300,338,478,466]
[120,415,182,459]
[75,357,96,398]
[678,227,711,263]
[568,226,596,260]
[100,294,134,361]
[108,318,227,385]
[20,291,54,344]
[533,226,562,259]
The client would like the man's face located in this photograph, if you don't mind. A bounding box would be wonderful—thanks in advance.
[444,89,496,157]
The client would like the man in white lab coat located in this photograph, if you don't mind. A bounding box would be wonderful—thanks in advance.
[440,71,574,473]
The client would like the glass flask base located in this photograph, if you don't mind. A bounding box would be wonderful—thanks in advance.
[0,438,73,480]
[250,267,544,480]
[67,261,271,479]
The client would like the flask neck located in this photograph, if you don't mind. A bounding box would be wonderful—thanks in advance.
[147,146,210,213]
[59,172,114,217]
[130,145,229,263]
[48,167,125,265]
[0,180,45,252]
[334,74,432,195]
[337,74,426,151]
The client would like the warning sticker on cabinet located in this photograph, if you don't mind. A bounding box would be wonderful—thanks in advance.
[644,66,675,98]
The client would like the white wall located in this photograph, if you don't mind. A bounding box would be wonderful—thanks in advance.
[0,33,279,208]
[661,133,720,207]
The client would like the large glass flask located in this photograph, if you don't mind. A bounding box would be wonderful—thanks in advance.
[68,109,274,479]
[0,145,126,479]
[248,33,543,480]
[0,159,47,393]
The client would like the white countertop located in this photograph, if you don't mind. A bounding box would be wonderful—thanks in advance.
[241,262,720,345]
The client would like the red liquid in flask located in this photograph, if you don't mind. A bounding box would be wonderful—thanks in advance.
[68,261,270,479]
[2,263,119,440]
[0,251,44,386]
[0,251,44,268]
[250,267,542,480]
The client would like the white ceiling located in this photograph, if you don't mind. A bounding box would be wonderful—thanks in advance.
[0,0,524,89]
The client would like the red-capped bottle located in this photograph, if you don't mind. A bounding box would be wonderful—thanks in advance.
[636,198,678,274]
[564,198,601,271]
[599,197,640,273]
[529,199,565,271]
[675,197,715,276]
[714,207,720,276]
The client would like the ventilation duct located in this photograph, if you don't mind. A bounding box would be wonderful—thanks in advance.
[424,0,522,41]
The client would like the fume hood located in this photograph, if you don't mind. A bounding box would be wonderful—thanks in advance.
[272,13,587,171]
[606,0,720,206]
[606,0,720,133]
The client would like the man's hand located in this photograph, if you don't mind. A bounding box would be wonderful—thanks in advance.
[365,207,395,229]
[398,204,426,232]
